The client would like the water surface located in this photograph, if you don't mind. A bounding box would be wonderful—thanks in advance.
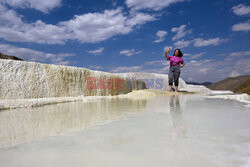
[0,94,249,167]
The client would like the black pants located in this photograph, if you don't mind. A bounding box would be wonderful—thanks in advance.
[168,65,181,86]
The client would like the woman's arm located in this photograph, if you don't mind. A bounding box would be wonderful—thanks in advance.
[179,58,185,68]
[165,48,171,60]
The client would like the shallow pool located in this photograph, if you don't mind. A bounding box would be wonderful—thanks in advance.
[0,94,250,167]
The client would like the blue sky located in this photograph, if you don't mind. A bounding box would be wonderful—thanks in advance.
[0,0,250,82]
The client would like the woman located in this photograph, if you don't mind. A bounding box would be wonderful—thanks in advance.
[165,48,185,92]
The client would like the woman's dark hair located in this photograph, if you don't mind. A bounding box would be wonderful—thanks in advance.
[173,48,183,57]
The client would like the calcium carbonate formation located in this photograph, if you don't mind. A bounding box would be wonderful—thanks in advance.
[0,59,214,101]
[0,59,146,99]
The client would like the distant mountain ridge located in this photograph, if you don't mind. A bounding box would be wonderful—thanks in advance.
[207,75,250,95]
[0,52,23,61]
[186,81,213,86]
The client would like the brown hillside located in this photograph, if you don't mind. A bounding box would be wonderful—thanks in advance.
[0,52,23,61]
[207,75,250,93]
[233,78,250,95]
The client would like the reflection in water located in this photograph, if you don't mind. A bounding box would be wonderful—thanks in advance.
[0,98,147,149]
[169,95,187,139]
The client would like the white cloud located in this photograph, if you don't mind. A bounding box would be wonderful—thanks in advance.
[120,49,142,56]
[232,4,250,16]
[60,9,155,43]
[0,5,71,44]
[193,37,227,47]
[110,65,142,73]
[182,55,250,82]
[171,25,192,41]
[87,47,104,55]
[198,68,209,74]
[144,60,167,66]
[125,0,187,11]
[229,50,250,57]
[230,71,240,77]
[185,52,206,59]
[1,0,61,13]
[88,65,104,70]
[154,30,167,43]
[232,20,250,32]
[0,43,75,65]
[0,6,156,44]
[126,12,156,27]
[60,8,132,43]
[174,39,191,48]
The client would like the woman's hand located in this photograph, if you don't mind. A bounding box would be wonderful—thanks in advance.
[165,48,171,60]
[166,48,171,54]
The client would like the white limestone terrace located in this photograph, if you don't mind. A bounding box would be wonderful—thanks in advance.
[2,58,242,110]
[0,59,147,100]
